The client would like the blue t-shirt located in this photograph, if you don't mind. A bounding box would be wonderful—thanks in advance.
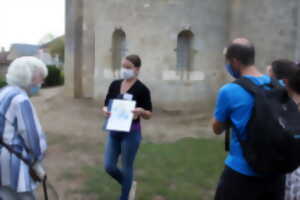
[214,75,271,176]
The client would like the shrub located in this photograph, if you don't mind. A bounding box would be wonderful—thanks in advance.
[59,70,65,85]
[0,77,7,88]
[43,65,64,87]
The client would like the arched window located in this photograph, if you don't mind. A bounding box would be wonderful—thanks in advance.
[176,30,194,71]
[112,29,127,71]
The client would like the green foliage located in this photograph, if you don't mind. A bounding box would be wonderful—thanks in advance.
[47,36,65,62]
[43,65,64,87]
[82,138,226,200]
[0,76,7,88]
[39,33,56,45]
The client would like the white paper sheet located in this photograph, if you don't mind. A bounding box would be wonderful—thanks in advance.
[106,99,136,132]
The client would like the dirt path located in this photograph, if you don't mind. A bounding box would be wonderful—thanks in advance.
[31,87,214,199]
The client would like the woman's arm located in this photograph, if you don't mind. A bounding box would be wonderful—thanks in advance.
[102,81,117,117]
[102,106,111,117]
[134,85,152,120]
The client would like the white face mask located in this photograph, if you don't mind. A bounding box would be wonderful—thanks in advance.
[120,68,136,80]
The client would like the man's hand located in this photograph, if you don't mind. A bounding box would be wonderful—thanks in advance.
[212,118,228,135]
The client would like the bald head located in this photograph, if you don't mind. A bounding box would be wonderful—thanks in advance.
[232,38,252,46]
[225,38,255,66]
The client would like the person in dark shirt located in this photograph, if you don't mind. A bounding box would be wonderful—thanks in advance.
[102,54,152,200]
[266,59,297,80]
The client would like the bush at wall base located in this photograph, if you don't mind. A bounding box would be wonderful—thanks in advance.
[43,65,64,87]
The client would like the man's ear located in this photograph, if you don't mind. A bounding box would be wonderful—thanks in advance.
[267,65,276,78]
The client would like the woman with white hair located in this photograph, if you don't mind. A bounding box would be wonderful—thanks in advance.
[0,57,48,200]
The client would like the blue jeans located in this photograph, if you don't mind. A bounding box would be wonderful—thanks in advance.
[104,130,141,200]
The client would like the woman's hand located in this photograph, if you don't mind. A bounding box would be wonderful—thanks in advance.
[132,107,144,119]
[102,106,111,117]
[132,107,152,120]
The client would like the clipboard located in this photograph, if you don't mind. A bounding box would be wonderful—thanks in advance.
[104,99,136,132]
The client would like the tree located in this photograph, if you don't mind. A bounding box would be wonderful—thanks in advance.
[39,33,56,45]
[47,36,65,62]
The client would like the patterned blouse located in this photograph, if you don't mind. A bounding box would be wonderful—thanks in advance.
[0,86,47,192]
[285,98,300,200]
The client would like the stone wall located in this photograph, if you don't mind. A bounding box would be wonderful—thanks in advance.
[91,0,230,112]
[65,0,84,98]
[229,0,299,71]
[65,0,299,112]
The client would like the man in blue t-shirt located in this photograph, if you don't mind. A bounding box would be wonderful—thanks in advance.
[212,38,285,200]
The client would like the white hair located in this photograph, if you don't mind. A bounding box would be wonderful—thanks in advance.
[6,57,48,88]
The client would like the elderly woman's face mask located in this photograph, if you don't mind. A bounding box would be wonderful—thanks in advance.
[29,84,42,96]
[29,72,44,96]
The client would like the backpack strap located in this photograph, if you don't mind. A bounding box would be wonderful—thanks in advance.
[234,77,261,95]
[234,77,281,95]
[225,126,230,152]
[266,78,282,89]
[226,77,261,151]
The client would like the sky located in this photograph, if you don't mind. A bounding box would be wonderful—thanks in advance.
[0,0,65,50]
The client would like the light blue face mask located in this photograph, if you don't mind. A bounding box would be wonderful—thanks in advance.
[225,63,241,79]
[30,84,41,96]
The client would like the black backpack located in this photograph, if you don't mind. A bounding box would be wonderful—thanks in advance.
[226,77,300,174]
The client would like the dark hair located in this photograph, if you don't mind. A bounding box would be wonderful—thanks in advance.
[288,69,300,94]
[126,55,142,68]
[271,59,297,80]
[225,43,255,66]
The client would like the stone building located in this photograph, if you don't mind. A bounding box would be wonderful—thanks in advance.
[7,44,40,61]
[65,0,300,112]
[7,43,62,67]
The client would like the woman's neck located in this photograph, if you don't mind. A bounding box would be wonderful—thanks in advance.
[241,66,263,77]
[124,77,137,84]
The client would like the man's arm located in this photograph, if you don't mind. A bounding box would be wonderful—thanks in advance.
[212,117,228,135]
[212,85,231,135]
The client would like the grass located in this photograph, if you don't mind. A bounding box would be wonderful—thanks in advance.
[82,138,226,200]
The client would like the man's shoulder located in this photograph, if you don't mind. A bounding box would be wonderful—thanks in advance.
[219,75,271,95]
[219,82,245,94]
[243,75,271,85]
[218,82,253,104]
